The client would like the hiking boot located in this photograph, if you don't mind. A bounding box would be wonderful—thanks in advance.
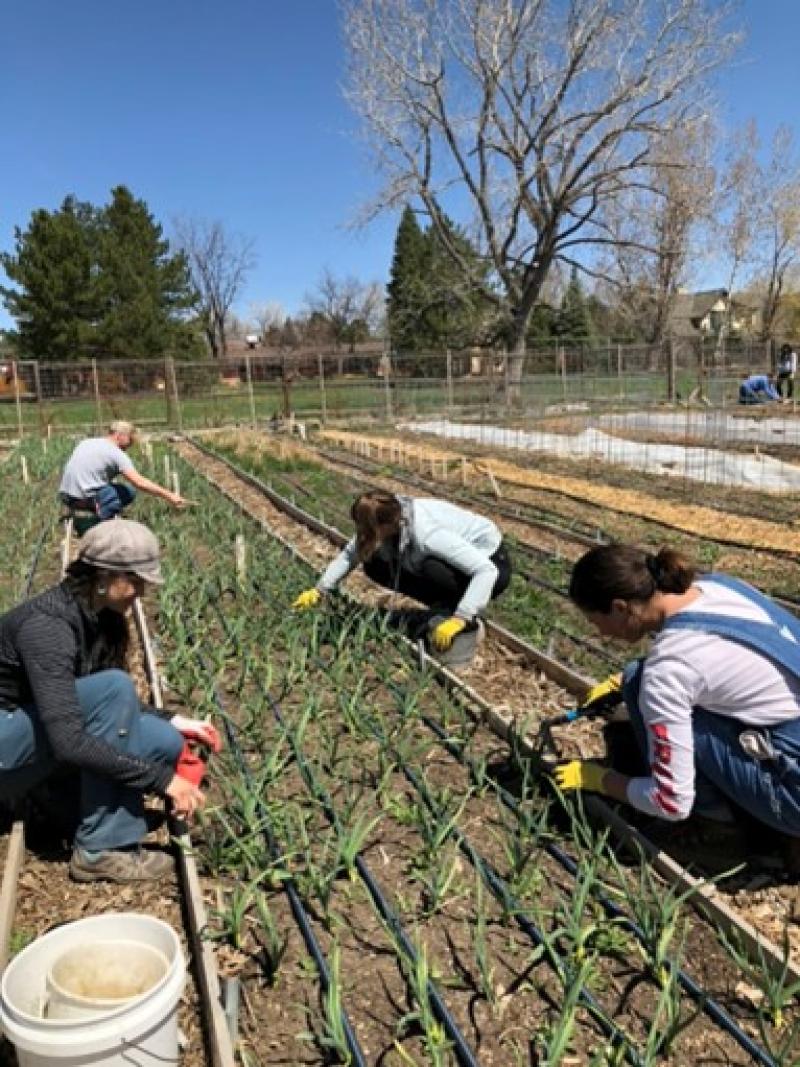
[69,846,173,884]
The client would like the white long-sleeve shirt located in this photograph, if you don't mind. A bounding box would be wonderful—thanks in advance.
[627,579,800,820]
[317,496,502,619]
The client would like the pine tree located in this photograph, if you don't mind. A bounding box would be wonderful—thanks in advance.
[0,196,95,360]
[1,188,200,361]
[556,266,595,343]
[93,186,198,359]
[386,205,429,353]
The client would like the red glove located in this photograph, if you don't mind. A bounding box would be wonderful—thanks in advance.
[176,741,207,788]
[170,715,222,753]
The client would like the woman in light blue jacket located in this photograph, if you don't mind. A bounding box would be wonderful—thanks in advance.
[293,491,511,661]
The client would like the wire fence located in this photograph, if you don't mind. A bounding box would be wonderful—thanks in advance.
[0,337,782,439]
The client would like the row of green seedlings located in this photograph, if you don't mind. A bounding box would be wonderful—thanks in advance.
[157,452,797,1067]
[204,436,619,675]
[147,458,797,1067]
[151,502,465,1063]
[0,436,71,611]
[146,475,629,1062]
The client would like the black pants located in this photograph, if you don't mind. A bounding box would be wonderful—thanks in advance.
[363,542,512,615]
[778,371,794,399]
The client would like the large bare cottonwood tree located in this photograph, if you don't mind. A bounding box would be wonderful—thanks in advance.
[343,0,738,393]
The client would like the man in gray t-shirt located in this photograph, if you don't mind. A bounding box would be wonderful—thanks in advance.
[59,420,187,520]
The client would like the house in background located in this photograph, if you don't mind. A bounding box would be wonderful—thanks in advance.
[668,289,760,340]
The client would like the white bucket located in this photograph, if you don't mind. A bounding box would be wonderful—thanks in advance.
[0,913,186,1066]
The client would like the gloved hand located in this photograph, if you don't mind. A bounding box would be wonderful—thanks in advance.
[170,714,222,753]
[582,673,623,712]
[553,760,608,795]
[292,587,322,611]
[430,617,467,651]
[175,741,208,788]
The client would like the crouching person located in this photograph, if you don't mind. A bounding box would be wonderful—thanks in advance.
[293,491,511,666]
[0,519,219,883]
[555,543,800,870]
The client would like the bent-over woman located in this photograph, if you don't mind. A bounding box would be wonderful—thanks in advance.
[556,544,800,869]
[293,491,511,664]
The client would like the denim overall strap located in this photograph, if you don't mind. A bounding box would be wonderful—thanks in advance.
[662,574,800,680]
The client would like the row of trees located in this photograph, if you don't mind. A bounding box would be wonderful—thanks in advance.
[0,189,261,363]
[0,188,202,362]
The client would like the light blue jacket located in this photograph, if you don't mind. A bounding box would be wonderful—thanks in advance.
[317,496,502,619]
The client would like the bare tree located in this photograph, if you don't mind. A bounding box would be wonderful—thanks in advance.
[248,300,286,340]
[173,218,255,358]
[343,0,739,396]
[717,120,760,330]
[751,127,800,342]
[600,121,715,343]
[304,269,384,359]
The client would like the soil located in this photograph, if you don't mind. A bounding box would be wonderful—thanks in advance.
[157,438,800,1065]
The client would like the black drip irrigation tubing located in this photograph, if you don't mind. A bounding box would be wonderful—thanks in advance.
[332,666,643,1065]
[182,622,369,1067]
[406,690,778,1067]
[264,689,483,1067]
[176,449,782,1063]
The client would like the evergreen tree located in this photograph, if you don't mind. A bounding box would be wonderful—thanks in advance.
[386,205,429,353]
[93,186,198,359]
[1,187,200,360]
[556,266,595,343]
[0,196,95,360]
[387,206,492,364]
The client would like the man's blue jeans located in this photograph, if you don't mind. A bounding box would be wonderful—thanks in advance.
[0,670,182,851]
[93,483,136,520]
[623,658,800,835]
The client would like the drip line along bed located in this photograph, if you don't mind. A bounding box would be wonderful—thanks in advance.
[145,440,800,1065]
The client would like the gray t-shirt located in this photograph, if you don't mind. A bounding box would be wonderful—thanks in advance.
[59,438,134,498]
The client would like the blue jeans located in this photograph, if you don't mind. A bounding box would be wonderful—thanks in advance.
[0,670,182,851]
[92,483,136,520]
[623,659,800,835]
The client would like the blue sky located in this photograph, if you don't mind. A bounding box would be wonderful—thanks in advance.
[1,0,798,332]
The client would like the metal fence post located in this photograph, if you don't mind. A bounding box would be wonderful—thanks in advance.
[91,358,102,431]
[32,362,43,434]
[318,352,327,424]
[560,346,567,402]
[446,348,454,412]
[12,361,23,438]
[617,344,623,399]
[166,357,183,432]
[244,354,257,430]
[384,359,393,420]
[667,338,676,403]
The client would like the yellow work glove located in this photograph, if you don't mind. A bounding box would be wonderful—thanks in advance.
[553,760,608,795]
[430,617,467,651]
[582,673,623,711]
[292,587,322,611]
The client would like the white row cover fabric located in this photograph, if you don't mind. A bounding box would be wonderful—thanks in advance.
[400,418,800,492]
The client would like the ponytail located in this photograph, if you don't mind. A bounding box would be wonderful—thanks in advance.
[350,491,402,562]
[569,544,696,614]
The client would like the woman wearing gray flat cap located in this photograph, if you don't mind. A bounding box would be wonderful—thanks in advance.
[0,519,220,883]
